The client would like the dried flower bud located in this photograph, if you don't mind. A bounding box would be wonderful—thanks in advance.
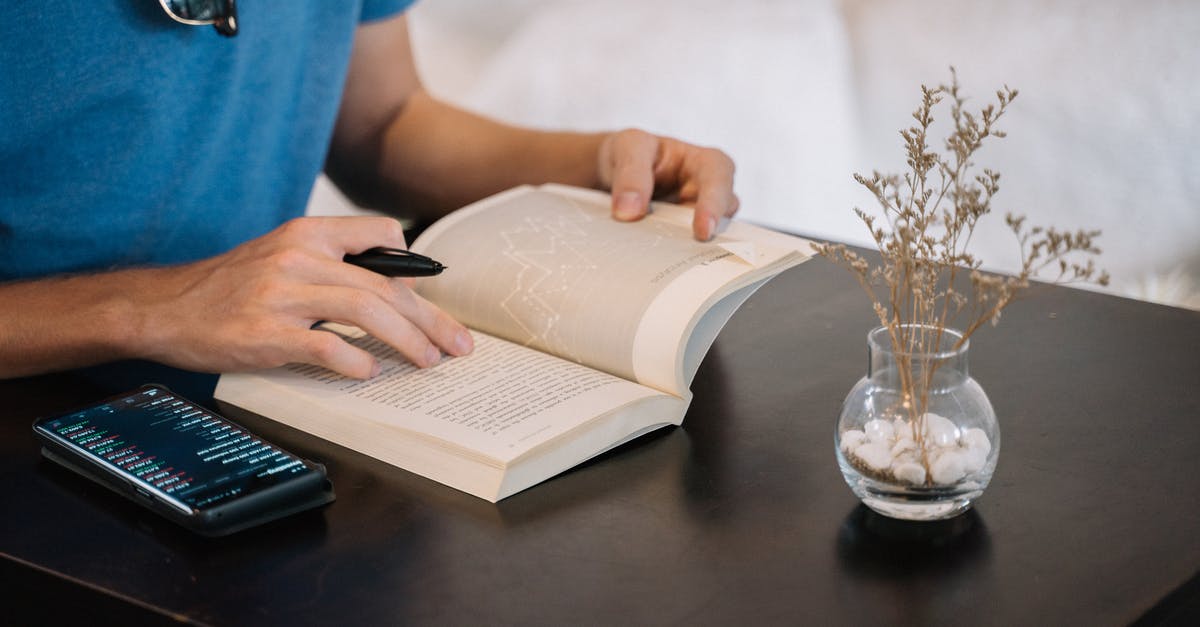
[818,70,1104,354]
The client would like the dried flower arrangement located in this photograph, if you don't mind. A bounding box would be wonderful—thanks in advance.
[820,70,1108,489]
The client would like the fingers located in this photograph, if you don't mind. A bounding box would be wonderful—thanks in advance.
[603,130,658,223]
[281,260,471,375]
[293,328,380,379]
[600,130,739,241]
[293,285,444,370]
[305,254,472,353]
[275,215,409,257]
[239,216,471,377]
[689,149,739,241]
[272,284,472,378]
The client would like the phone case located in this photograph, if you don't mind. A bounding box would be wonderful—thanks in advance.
[33,387,335,537]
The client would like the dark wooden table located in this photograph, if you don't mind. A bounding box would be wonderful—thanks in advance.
[3,257,1198,626]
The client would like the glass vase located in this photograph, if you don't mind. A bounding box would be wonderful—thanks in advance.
[835,324,999,520]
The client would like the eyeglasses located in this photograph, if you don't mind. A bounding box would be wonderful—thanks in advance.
[158,0,238,37]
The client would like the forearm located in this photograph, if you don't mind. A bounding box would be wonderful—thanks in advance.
[0,271,154,378]
[387,91,607,216]
[1,215,474,380]
[337,90,607,222]
[325,14,735,240]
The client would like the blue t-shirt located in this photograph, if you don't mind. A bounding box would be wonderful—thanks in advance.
[0,1,413,281]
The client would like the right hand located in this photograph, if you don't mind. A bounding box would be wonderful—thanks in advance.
[135,216,473,378]
[597,129,739,242]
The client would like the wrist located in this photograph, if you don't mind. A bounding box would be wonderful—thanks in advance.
[64,265,191,367]
[582,131,611,190]
[524,129,608,190]
[0,270,157,378]
[61,268,166,366]
[107,268,161,363]
[115,265,197,367]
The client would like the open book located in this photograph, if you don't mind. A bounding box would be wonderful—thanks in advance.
[215,185,812,501]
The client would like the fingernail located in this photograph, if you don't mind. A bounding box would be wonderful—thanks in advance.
[614,192,642,220]
[454,329,473,355]
[425,345,442,367]
[704,216,718,241]
[370,361,382,378]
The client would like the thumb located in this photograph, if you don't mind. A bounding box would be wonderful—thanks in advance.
[605,131,658,222]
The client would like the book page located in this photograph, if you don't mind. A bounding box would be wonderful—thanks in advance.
[412,187,745,384]
[255,331,666,463]
[627,228,812,395]
[414,185,813,394]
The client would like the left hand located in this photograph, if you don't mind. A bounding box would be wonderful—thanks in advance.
[597,129,739,241]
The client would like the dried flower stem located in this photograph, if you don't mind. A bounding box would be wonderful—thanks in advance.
[817,69,1108,484]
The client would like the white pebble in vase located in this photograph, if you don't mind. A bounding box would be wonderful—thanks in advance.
[961,445,989,475]
[840,429,867,454]
[930,450,967,485]
[864,419,895,443]
[890,437,916,458]
[923,412,961,448]
[962,427,992,456]
[854,441,893,471]
[893,461,927,485]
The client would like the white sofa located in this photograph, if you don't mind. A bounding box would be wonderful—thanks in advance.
[313,0,1200,308]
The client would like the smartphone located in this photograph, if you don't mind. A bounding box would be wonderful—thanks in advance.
[32,384,334,536]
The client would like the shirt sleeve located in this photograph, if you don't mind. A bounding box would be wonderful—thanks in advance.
[360,0,416,23]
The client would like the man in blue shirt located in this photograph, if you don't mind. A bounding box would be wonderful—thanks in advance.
[0,2,738,382]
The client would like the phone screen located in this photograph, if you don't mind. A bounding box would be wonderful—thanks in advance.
[34,386,318,514]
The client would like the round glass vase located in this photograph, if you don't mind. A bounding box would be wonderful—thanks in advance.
[835,325,999,521]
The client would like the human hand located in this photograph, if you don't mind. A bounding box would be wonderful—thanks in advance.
[597,129,739,241]
[136,216,473,378]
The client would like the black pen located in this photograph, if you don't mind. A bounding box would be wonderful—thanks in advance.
[344,247,446,277]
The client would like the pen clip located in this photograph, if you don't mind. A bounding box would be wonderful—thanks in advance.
[359,247,433,262]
